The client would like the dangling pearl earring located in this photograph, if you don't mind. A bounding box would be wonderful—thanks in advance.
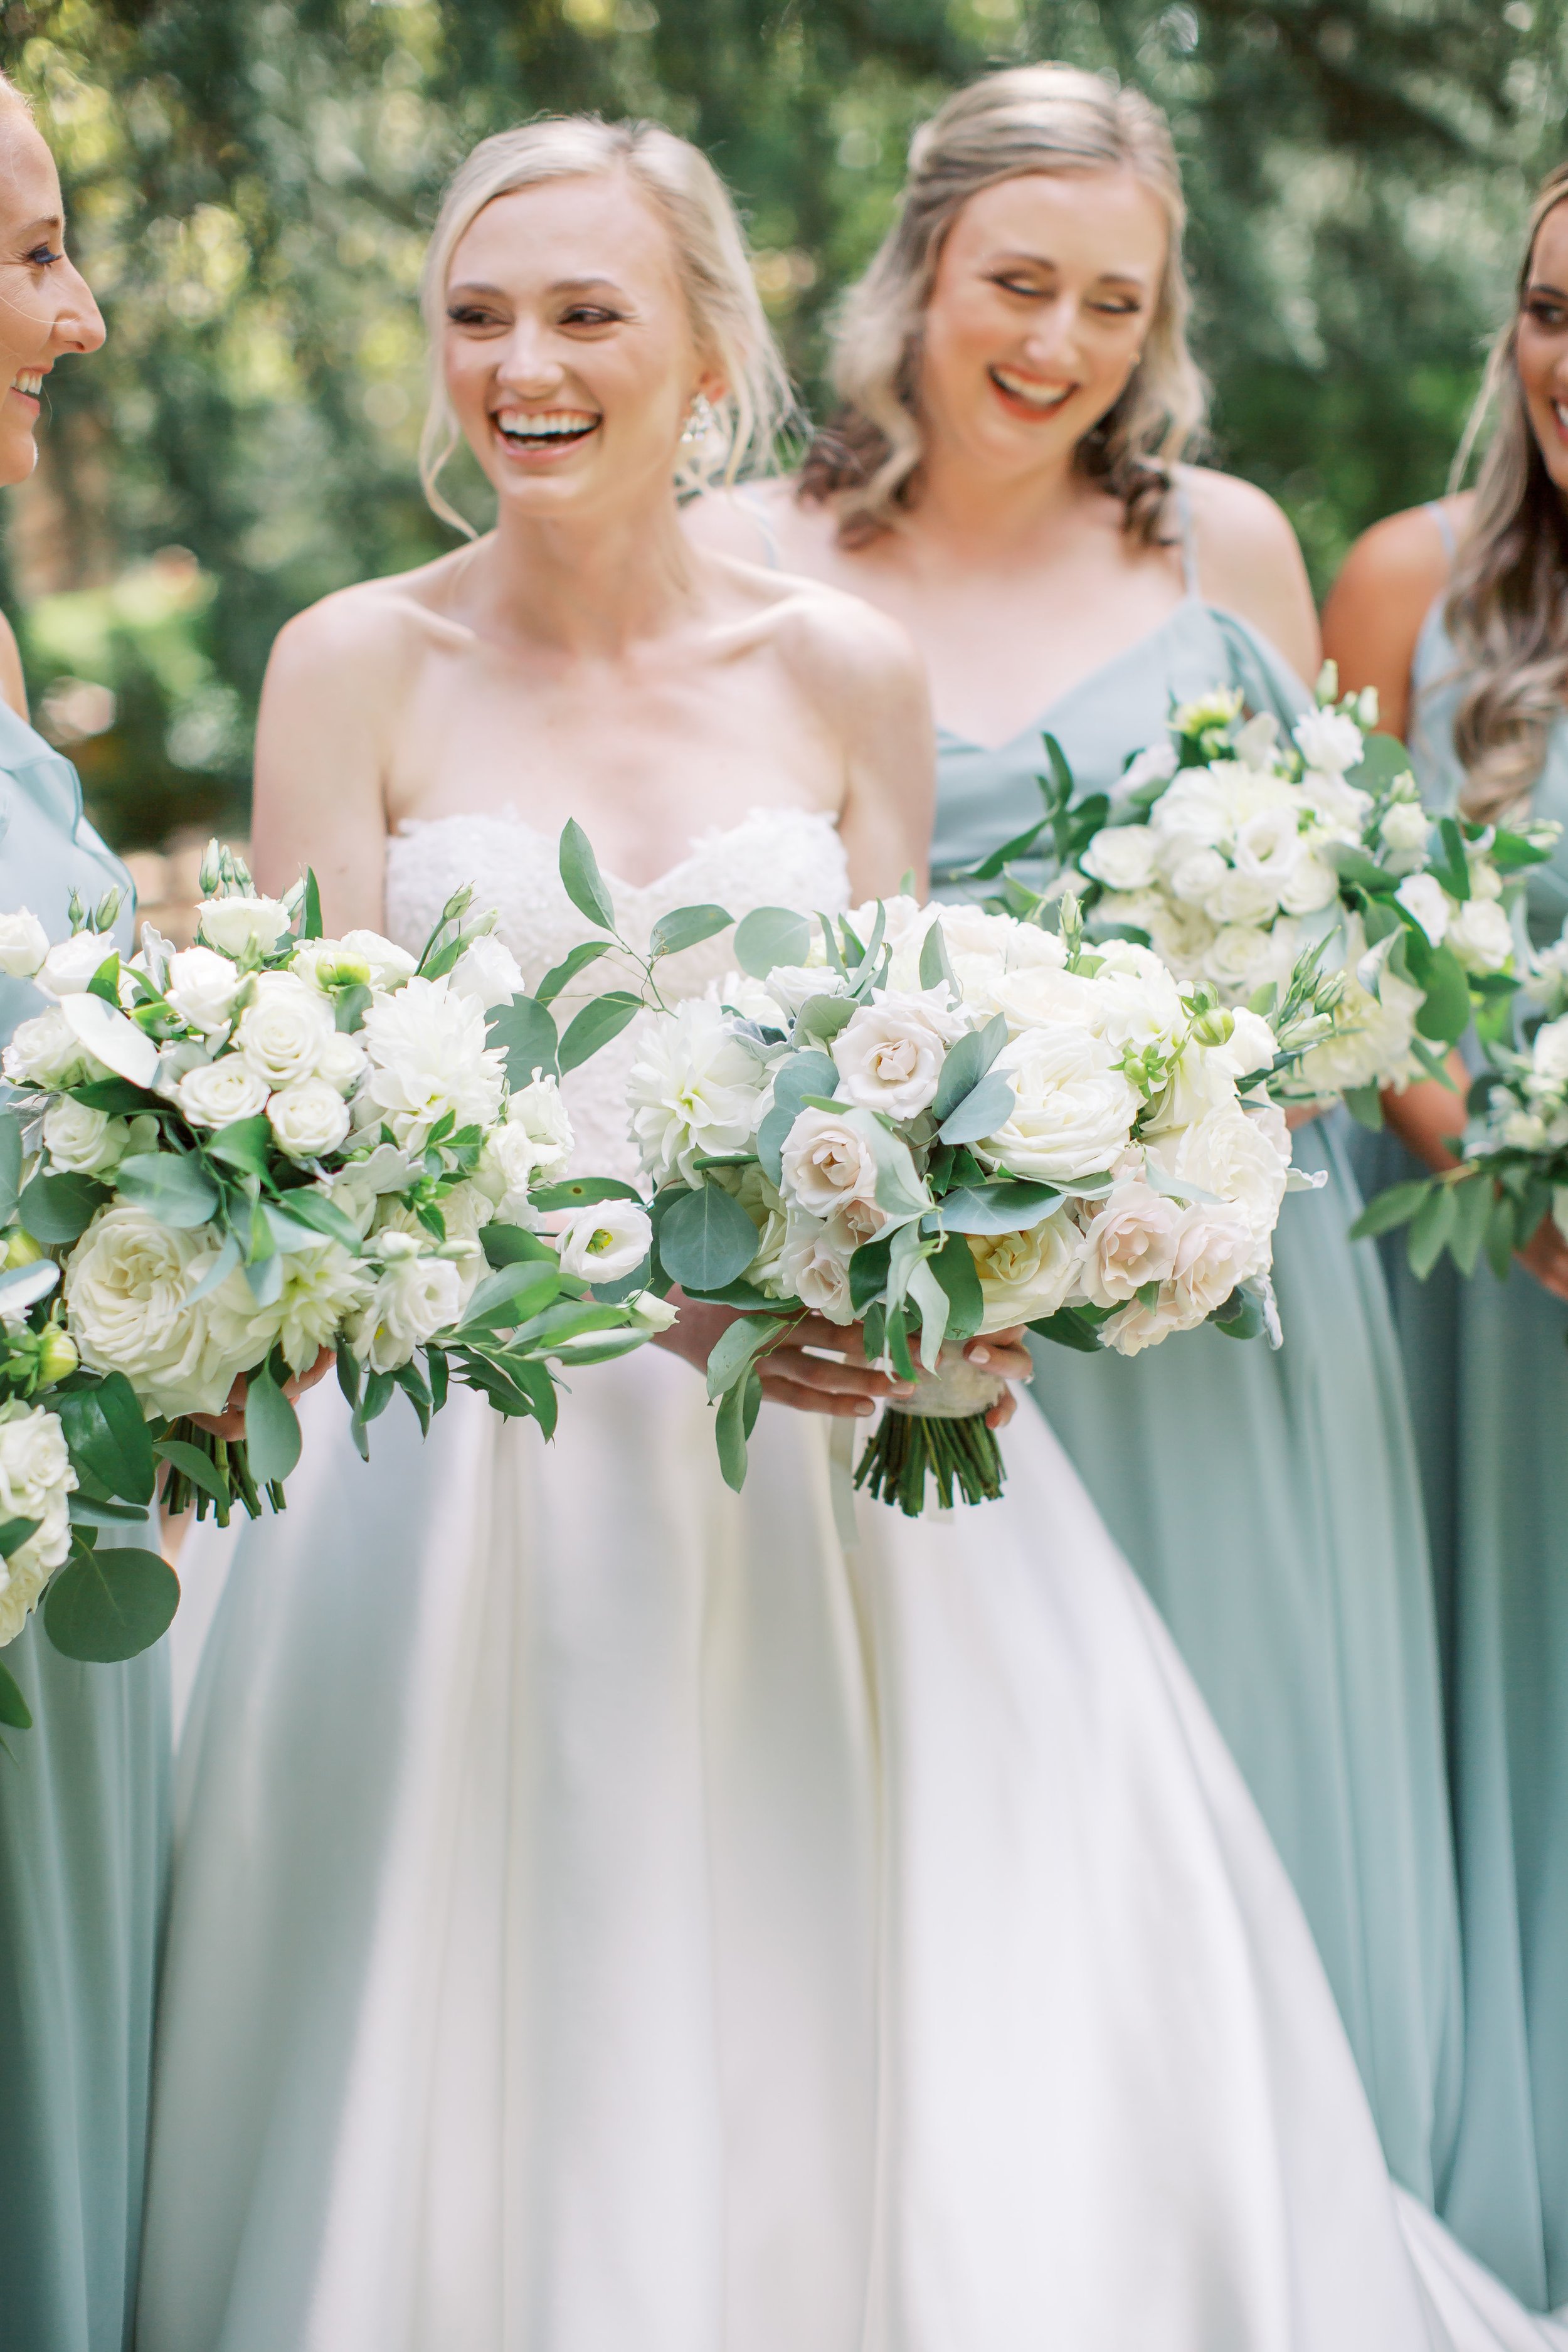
[682,391,717,444]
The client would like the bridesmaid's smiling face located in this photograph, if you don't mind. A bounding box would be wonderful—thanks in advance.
[916,167,1165,483]
[1517,199,1568,494]
[0,100,104,486]
[442,170,724,522]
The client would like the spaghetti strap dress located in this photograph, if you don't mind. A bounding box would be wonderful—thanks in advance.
[0,699,169,2352]
[1350,507,1568,2311]
[931,501,1466,2224]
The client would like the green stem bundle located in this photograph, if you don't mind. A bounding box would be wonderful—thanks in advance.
[854,1407,1005,1516]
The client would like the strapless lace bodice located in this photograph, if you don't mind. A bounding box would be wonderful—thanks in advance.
[384,804,849,1181]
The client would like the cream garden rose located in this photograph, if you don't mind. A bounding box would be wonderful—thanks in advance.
[0,1401,75,1645]
[236,970,336,1089]
[65,1205,266,1419]
[778,1105,882,1219]
[177,1057,271,1129]
[968,1210,1086,1330]
[832,987,965,1120]
[980,1027,1140,1184]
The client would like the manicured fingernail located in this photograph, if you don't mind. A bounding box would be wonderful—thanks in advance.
[970,1347,991,1365]
[856,1401,874,1416]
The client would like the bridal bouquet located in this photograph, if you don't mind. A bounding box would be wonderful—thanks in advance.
[967,672,1555,1120]
[0,849,664,1526]
[1353,914,1568,1281]
[623,885,1296,1515]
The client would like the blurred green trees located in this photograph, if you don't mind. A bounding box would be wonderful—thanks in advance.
[6,0,1565,847]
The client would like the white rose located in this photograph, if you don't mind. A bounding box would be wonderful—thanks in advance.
[177,1057,271,1129]
[1244,1098,1293,1169]
[165,945,242,1035]
[450,933,526,1010]
[1,1007,85,1089]
[1212,1005,1279,1080]
[477,1123,546,1223]
[968,1209,1087,1330]
[1395,873,1451,947]
[628,997,766,1185]
[1276,854,1340,916]
[980,1026,1140,1183]
[37,930,115,998]
[556,1199,652,1283]
[1144,904,1218,982]
[1081,825,1158,893]
[1108,739,1179,807]
[765,963,850,1020]
[779,1104,881,1217]
[1298,771,1372,835]
[0,1402,75,1643]
[1168,1200,1258,1318]
[361,975,506,1152]
[1100,1286,1189,1357]
[1150,771,1232,847]
[268,1078,352,1160]
[64,1205,267,1417]
[1530,1016,1568,1095]
[1205,867,1280,928]
[0,908,48,979]
[339,929,418,990]
[831,987,966,1120]
[1082,1180,1183,1306]
[778,1210,857,1324]
[41,1097,131,1176]
[937,904,1063,970]
[1379,798,1430,857]
[1503,1108,1550,1149]
[347,1253,464,1374]
[197,894,292,958]
[985,962,1106,1039]
[1446,896,1513,974]
[315,1030,368,1096]
[1160,1105,1286,1264]
[273,1241,371,1375]
[236,970,336,1089]
[1165,844,1229,907]
[1293,707,1365,775]
[1468,855,1504,903]
[1202,923,1277,999]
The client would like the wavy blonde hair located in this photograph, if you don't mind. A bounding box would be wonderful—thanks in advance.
[1443,162,1568,821]
[800,64,1205,547]
[420,115,791,535]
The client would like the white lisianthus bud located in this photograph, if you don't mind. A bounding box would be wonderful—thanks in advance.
[449,933,526,1010]
[626,1288,679,1333]
[37,930,115,998]
[1293,707,1365,776]
[166,944,242,1035]
[1446,896,1513,974]
[1379,798,1429,856]
[41,1097,132,1176]
[1081,825,1158,893]
[268,1078,352,1160]
[196,894,292,958]
[1395,873,1451,947]
[831,987,966,1120]
[236,970,336,1088]
[555,1199,652,1283]
[0,908,49,978]
[339,929,417,990]
[1210,1005,1278,1080]
[507,1074,573,1184]
[1082,1180,1183,1306]
[177,1057,272,1128]
[779,1104,881,1217]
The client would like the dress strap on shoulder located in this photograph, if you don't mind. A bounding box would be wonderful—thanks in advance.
[1171,470,1200,597]
[734,487,783,571]
[1425,500,1458,564]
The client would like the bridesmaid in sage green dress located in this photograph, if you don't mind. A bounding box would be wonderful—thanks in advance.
[0,86,171,2352]
[1325,160,1568,2313]
[691,61,1466,2223]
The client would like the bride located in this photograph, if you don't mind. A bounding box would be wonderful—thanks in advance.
[137,115,1565,2352]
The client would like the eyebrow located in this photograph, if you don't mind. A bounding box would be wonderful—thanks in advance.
[16,215,63,241]
[1527,277,1568,300]
[446,275,628,300]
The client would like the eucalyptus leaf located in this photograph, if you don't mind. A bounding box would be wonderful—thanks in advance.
[528,1176,644,1210]
[558,991,642,1075]
[245,1365,302,1488]
[936,1067,1014,1148]
[533,938,614,1007]
[1348,1179,1434,1241]
[480,1221,556,1269]
[17,1170,109,1246]
[206,1116,273,1176]
[714,1365,763,1493]
[1027,1306,1107,1354]
[272,1189,364,1254]
[906,1258,950,1372]
[0,1108,22,1222]
[0,1655,31,1730]
[918,919,957,995]
[1414,945,1471,1044]
[931,1015,1008,1125]
[733,906,812,979]
[1409,1180,1460,1278]
[1449,1168,1494,1279]
[793,992,857,1044]
[1343,1085,1385,1132]
[115,1150,220,1229]
[934,1180,1064,1235]
[460,1259,561,1333]
[302,869,324,940]
[1213,1286,1266,1341]
[929,1229,985,1344]
[44,1541,179,1662]
[154,1437,230,1505]
[56,1375,156,1506]
[558,818,617,933]
[649,904,732,962]
[1349,733,1417,791]
[0,1258,58,1315]
[0,1513,40,1556]
[658,1180,761,1292]
[704,1312,785,1402]
[487,993,559,1085]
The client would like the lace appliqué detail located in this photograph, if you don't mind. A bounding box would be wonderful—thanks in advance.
[384,806,849,1184]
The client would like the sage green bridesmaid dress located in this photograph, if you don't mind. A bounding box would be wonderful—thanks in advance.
[1350,506,1568,2311]
[0,698,169,2351]
[931,500,1466,2224]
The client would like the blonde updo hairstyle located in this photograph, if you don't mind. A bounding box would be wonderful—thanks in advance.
[801,64,1205,548]
[1443,162,1568,822]
[420,114,791,535]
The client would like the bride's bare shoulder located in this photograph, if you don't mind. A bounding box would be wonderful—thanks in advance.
[263,548,476,708]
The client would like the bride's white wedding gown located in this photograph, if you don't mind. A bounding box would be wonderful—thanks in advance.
[137,805,1567,2352]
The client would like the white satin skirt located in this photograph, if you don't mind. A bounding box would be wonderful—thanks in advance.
[137,1352,1568,2351]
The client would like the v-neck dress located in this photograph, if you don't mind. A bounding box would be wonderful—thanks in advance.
[1349,535,1568,2311]
[0,698,170,2352]
[933,588,1466,2220]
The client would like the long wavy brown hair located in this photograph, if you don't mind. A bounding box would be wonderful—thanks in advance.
[1444,162,1568,820]
[798,63,1206,549]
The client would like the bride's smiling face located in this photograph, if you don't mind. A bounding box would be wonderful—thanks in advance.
[0,102,105,486]
[443,170,722,519]
[916,167,1166,482]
